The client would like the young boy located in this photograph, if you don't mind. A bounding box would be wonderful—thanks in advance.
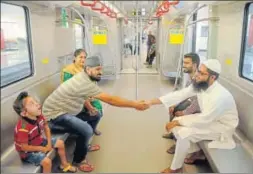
[13,92,77,173]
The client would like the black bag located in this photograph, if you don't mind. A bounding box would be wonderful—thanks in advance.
[170,98,191,121]
[173,98,192,114]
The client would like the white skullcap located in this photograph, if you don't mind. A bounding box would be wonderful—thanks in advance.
[202,59,221,74]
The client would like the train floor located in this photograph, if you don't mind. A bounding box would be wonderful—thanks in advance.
[121,43,159,74]
[52,74,213,173]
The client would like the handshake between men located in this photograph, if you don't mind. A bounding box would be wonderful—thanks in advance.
[132,99,180,133]
[134,100,151,111]
[131,98,164,111]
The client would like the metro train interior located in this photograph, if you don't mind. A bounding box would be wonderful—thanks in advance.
[1,0,253,173]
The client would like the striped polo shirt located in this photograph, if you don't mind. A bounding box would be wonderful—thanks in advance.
[14,115,45,159]
[42,71,102,120]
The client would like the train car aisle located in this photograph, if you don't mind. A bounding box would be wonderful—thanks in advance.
[82,74,212,173]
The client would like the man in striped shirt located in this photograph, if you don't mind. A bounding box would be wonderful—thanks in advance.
[163,53,201,154]
[42,55,149,172]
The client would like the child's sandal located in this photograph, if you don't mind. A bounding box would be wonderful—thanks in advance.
[58,164,77,173]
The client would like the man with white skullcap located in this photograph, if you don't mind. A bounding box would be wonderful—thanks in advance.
[147,59,239,173]
[42,55,149,172]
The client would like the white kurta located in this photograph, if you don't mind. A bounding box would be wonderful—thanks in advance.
[159,81,239,149]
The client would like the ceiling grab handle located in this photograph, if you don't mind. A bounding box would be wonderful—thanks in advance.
[173,4,207,90]
[80,0,97,7]
[155,0,179,18]
[91,1,104,11]
[100,4,110,14]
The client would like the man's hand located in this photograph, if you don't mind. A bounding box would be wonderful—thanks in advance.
[134,100,150,111]
[165,120,180,132]
[41,146,51,153]
[89,108,99,116]
[174,111,184,117]
[89,97,95,102]
[169,106,175,116]
[45,143,53,152]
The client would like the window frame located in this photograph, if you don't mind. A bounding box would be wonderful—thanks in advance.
[191,12,197,52]
[74,17,85,49]
[239,2,253,83]
[1,2,34,88]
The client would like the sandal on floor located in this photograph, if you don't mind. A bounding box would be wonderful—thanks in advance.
[184,152,206,164]
[88,144,100,152]
[78,163,94,172]
[58,164,77,173]
[160,167,183,173]
[94,129,102,136]
[162,133,174,139]
[166,145,176,154]
[79,159,94,168]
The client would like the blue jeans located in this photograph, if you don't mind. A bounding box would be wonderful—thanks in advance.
[48,113,96,164]
[77,110,103,132]
[23,138,57,166]
[146,44,151,62]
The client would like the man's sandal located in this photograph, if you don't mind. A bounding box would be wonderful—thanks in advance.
[184,152,206,164]
[88,144,100,152]
[78,160,94,172]
[160,167,183,173]
[166,145,176,154]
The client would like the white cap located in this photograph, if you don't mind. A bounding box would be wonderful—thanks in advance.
[202,59,221,74]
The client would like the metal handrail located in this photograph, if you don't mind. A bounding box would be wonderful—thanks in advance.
[69,7,92,55]
[70,7,117,78]
[136,0,139,100]
[160,16,219,79]
[187,17,219,26]
[160,23,184,78]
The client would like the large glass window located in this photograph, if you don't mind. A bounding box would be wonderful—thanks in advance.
[192,5,209,63]
[1,3,33,88]
[240,3,253,82]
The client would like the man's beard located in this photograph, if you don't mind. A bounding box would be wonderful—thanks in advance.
[192,78,210,92]
[183,68,192,74]
[90,75,101,82]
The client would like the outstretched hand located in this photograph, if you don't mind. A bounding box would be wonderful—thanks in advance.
[134,100,150,111]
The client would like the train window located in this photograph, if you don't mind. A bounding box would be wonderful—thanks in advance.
[74,20,84,49]
[193,5,209,63]
[1,3,33,88]
[201,26,209,37]
[240,3,253,82]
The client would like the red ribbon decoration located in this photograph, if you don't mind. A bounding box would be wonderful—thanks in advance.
[80,0,117,19]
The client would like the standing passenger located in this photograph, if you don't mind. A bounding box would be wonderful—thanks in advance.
[146,37,156,68]
[144,31,155,65]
